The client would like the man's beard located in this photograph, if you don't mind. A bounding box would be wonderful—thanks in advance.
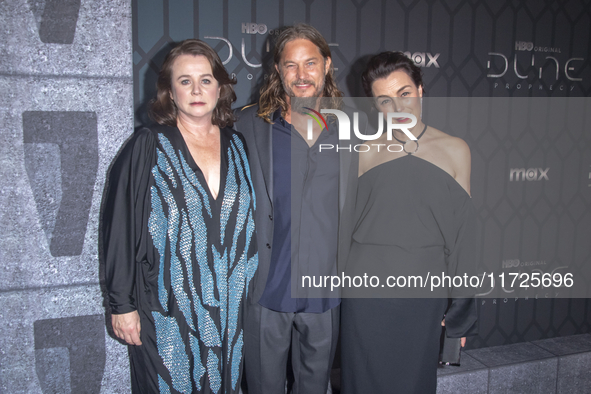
[284,78,325,114]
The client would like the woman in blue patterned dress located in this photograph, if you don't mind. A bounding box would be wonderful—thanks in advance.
[102,39,258,393]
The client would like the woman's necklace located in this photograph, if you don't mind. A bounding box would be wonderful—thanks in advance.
[391,123,428,155]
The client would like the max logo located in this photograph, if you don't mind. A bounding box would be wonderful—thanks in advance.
[403,51,440,68]
[304,109,418,141]
[509,168,549,181]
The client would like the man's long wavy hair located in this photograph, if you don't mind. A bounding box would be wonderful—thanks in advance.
[257,24,342,123]
[150,39,237,128]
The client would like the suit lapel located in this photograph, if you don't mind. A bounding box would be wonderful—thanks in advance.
[338,146,352,213]
[252,115,274,202]
[338,107,363,215]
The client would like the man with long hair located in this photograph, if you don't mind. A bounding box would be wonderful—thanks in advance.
[234,24,362,393]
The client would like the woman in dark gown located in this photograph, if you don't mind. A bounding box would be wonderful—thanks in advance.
[102,39,257,393]
[340,52,478,393]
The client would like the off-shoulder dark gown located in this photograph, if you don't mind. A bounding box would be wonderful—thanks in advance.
[341,155,478,394]
[102,125,258,393]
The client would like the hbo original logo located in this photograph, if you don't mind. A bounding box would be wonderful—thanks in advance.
[515,41,534,51]
[242,22,267,34]
[502,259,520,269]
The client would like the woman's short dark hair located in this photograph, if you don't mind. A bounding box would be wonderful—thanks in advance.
[361,51,424,97]
[150,39,237,128]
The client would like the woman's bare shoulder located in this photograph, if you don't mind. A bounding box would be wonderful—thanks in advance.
[429,127,470,163]
[427,127,471,194]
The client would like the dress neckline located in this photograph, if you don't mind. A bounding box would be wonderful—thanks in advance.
[172,125,226,203]
[359,155,471,198]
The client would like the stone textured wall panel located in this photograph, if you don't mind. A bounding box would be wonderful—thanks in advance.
[0,0,131,78]
[0,0,133,392]
[0,76,133,290]
[0,285,129,393]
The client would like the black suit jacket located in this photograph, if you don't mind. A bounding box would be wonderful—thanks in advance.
[234,104,366,304]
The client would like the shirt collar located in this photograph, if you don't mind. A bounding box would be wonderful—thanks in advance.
[272,108,284,123]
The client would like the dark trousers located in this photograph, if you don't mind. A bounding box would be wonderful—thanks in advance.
[243,302,339,394]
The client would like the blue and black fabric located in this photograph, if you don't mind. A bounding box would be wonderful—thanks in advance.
[102,125,258,393]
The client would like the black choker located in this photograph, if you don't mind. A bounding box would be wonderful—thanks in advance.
[392,123,428,155]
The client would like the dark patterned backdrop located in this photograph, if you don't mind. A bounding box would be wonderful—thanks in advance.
[131,0,591,351]
[4,1,589,392]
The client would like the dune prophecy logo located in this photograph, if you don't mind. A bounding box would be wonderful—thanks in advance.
[486,40,585,92]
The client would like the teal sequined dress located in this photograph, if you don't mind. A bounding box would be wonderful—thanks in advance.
[102,125,258,393]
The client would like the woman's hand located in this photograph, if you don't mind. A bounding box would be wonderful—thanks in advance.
[441,318,467,347]
[112,311,142,345]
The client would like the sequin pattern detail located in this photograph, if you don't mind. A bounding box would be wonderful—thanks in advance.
[152,313,192,394]
[163,134,218,307]
[158,135,182,180]
[190,334,205,391]
[219,147,237,243]
[195,293,221,347]
[213,246,228,341]
[179,149,212,218]
[228,143,249,267]
[232,134,256,209]
[245,212,258,298]
[170,252,195,331]
[231,330,244,390]
[227,255,246,362]
[158,375,171,394]
[185,182,218,308]
[148,131,256,393]
[158,149,177,188]
[148,185,169,312]
[179,211,199,308]
[207,349,222,393]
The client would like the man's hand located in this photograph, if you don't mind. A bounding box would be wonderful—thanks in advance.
[112,311,142,346]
